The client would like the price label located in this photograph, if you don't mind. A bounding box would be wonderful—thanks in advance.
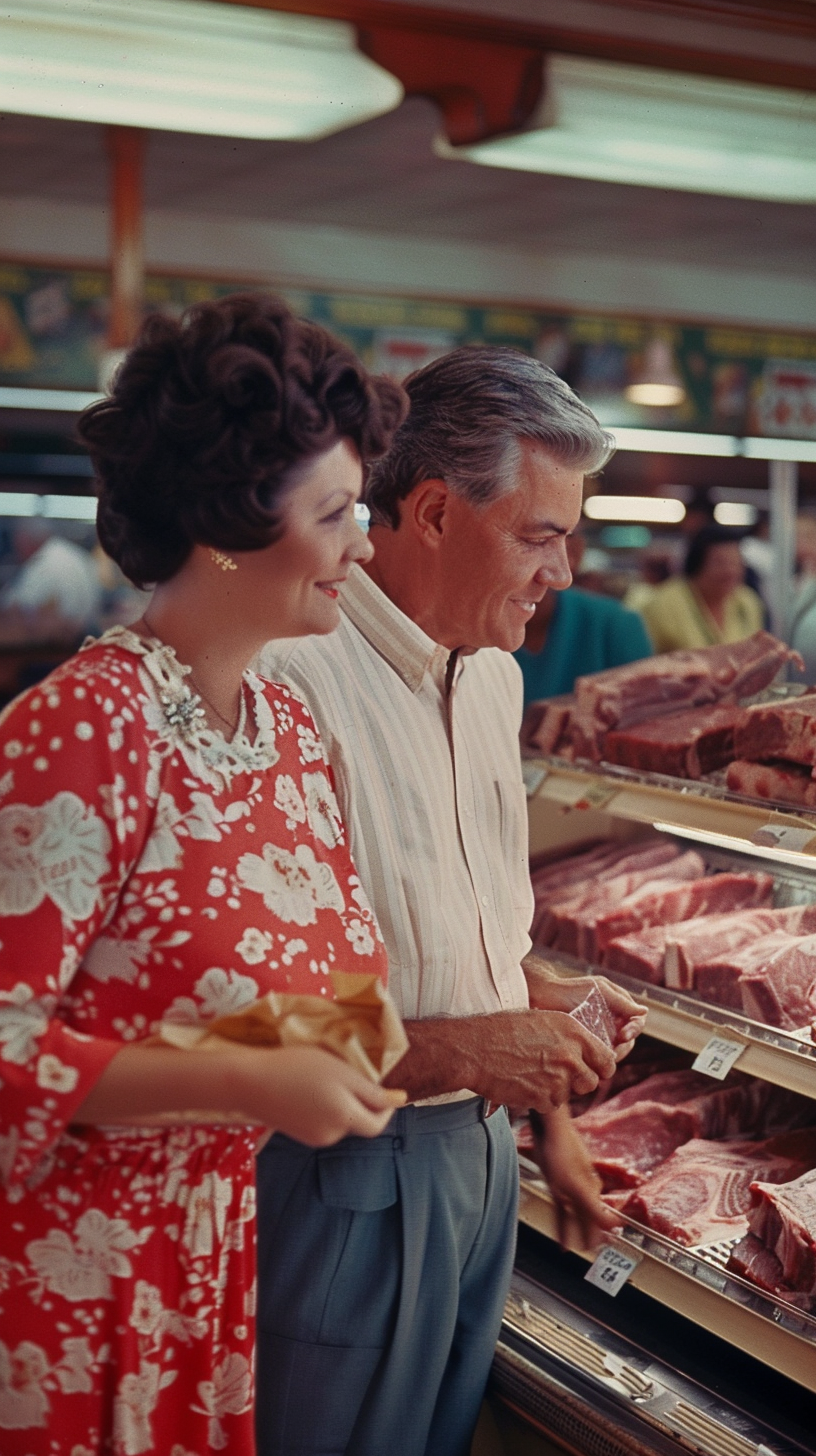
[521,762,548,799]
[584,1244,641,1297]
[692,1035,746,1081]
[752,823,816,853]
[571,778,617,812]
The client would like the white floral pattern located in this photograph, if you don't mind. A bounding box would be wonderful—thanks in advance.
[0,632,388,1452]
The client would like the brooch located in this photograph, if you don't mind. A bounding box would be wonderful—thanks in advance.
[161,690,206,736]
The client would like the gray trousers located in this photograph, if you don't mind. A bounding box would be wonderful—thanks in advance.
[255,1097,518,1456]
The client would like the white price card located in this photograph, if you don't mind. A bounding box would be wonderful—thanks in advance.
[752,823,816,853]
[692,1035,746,1081]
[584,1244,641,1297]
[521,762,548,798]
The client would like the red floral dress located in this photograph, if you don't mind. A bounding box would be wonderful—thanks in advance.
[0,627,387,1455]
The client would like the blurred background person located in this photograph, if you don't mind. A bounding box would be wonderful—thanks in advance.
[0,517,102,639]
[514,526,652,705]
[787,513,816,682]
[622,549,674,615]
[639,522,763,653]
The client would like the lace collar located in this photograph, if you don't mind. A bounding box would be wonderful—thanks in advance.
[85,625,280,789]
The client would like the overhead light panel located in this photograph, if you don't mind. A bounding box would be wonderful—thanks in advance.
[0,493,97,521]
[713,501,758,527]
[0,0,402,138]
[437,54,816,203]
[584,495,686,524]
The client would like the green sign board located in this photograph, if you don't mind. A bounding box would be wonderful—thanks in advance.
[1,261,815,439]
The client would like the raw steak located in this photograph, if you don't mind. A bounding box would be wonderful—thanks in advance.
[550,851,706,959]
[746,1167,816,1294]
[621,1137,810,1245]
[569,984,617,1048]
[726,1234,814,1310]
[663,905,816,991]
[524,695,575,756]
[574,1102,700,1190]
[726,758,816,808]
[734,694,816,769]
[570,633,800,761]
[592,872,774,957]
[604,924,670,983]
[603,704,741,780]
[694,929,807,1010]
[739,934,816,1030]
[538,841,689,950]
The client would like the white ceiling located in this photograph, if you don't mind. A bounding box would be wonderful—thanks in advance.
[1,3,816,326]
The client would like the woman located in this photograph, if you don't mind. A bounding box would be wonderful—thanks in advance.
[640,523,764,654]
[0,294,406,1453]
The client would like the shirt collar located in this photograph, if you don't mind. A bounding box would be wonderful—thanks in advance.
[340,564,451,694]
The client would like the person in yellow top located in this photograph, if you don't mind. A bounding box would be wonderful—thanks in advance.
[640,524,765,653]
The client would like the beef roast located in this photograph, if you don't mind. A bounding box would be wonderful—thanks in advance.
[663,905,816,991]
[570,633,800,760]
[739,933,816,1030]
[734,693,816,770]
[604,924,671,983]
[726,1233,814,1310]
[603,704,741,780]
[592,872,774,957]
[620,1137,809,1246]
[726,757,816,807]
[745,1167,816,1294]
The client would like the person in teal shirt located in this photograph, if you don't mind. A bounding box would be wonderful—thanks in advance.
[514,584,653,705]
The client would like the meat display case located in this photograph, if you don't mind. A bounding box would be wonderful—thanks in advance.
[487,756,816,1455]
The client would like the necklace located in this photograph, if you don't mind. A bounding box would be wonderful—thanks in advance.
[188,672,245,739]
[139,615,245,739]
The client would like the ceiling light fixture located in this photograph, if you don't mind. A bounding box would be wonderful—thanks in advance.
[0,493,97,521]
[713,501,759,527]
[437,53,816,203]
[0,0,402,138]
[624,337,686,408]
[583,495,686,524]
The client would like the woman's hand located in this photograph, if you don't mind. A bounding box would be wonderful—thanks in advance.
[529,1105,620,1252]
[243,1045,404,1146]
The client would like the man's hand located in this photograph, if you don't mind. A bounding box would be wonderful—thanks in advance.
[523,956,647,1063]
[384,1008,617,1109]
[529,1105,620,1252]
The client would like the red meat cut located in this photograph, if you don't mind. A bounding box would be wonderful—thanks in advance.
[739,934,816,1029]
[569,633,800,761]
[604,924,670,983]
[603,704,741,780]
[591,872,774,957]
[620,1137,810,1246]
[734,694,816,770]
[537,841,690,949]
[745,1167,816,1295]
[727,1233,815,1310]
[549,851,706,959]
[726,758,816,807]
[663,905,816,991]
[574,1102,699,1190]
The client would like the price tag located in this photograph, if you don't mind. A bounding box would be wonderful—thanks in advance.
[571,778,617,812]
[692,1035,746,1080]
[521,762,548,798]
[584,1243,641,1297]
[752,823,816,853]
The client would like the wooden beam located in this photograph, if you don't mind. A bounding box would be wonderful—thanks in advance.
[107,126,145,350]
[218,0,816,91]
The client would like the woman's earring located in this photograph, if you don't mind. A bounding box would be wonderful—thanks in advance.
[209,548,237,572]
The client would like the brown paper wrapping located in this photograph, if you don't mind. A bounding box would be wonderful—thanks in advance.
[158,971,408,1085]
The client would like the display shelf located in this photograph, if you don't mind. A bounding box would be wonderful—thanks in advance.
[524,756,816,860]
[517,1173,816,1395]
[543,951,816,1101]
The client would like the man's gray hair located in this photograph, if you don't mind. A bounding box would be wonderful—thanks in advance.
[365,344,615,528]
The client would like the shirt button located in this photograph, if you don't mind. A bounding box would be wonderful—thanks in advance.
[481,895,489,906]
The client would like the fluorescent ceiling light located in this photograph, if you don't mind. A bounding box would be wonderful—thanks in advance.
[713,501,758,527]
[0,0,402,138]
[0,493,96,521]
[0,387,103,412]
[437,54,816,203]
[584,495,686,524]
[610,427,736,456]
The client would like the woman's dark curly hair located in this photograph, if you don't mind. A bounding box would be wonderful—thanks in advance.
[78,293,407,588]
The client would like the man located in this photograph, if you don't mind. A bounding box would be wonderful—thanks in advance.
[255,347,645,1456]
